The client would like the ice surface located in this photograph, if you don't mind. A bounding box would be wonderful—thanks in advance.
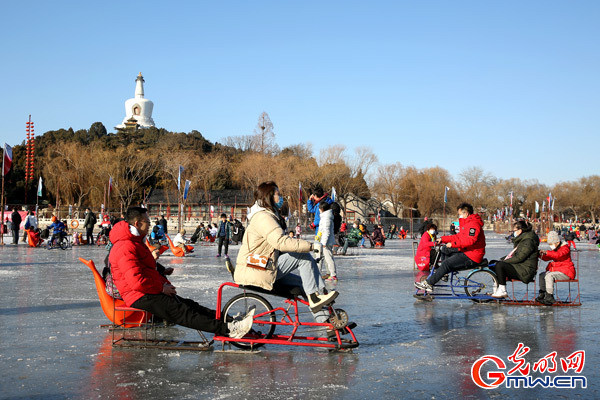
[0,233,598,398]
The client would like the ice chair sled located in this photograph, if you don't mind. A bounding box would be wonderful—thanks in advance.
[501,277,537,305]
[165,234,193,257]
[552,250,581,306]
[145,238,168,255]
[80,258,212,350]
[79,257,149,328]
[27,230,41,247]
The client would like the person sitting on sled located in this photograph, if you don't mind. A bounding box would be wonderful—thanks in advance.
[48,216,67,246]
[537,231,576,305]
[173,229,193,254]
[99,215,112,237]
[109,207,254,339]
[398,226,407,240]
[149,224,165,245]
[340,223,363,255]
[415,223,438,271]
[415,203,486,293]
[489,220,539,299]
[371,224,385,246]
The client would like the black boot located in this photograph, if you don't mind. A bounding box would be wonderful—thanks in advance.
[540,292,556,306]
[535,290,546,302]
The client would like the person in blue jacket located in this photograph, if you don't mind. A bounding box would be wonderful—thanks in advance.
[48,216,67,246]
[306,186,334,230]
[149,224,166,245]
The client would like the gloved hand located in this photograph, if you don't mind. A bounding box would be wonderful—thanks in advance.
[312,242,323,261]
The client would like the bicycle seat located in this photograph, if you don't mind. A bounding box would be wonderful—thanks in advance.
[474,258,488,268]
[238,282,306,299]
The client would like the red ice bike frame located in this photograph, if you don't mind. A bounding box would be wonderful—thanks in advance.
[213,282,359,351]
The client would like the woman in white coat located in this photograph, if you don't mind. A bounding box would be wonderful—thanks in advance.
[316,202,337,282]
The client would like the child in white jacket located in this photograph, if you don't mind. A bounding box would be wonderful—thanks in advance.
[316,202,337,282]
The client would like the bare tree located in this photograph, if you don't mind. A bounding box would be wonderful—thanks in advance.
[316,145,374,215]
[317,145,346,166]
[234,153,278,191]
[223,112,279,155]
[105,146,159,210]
[579,175,600,222]
[255,112,278,154]
[459,166,496,210]
[372,162,406,216]
[416,167,455,217]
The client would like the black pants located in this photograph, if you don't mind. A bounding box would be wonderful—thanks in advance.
[427,251,474,285]
[132,294,228,335]
[86,227,94,244]
[491,261,520,285]
[12,229,19,245]
[217,237,229,256]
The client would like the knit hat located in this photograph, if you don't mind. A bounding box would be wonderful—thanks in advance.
[547,231,560,244]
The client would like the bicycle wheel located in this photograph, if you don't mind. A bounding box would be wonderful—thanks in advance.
[464,269,497,300]
[59,237,69,250]
[222,293,276,349]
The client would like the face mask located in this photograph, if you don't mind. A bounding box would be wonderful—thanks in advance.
[429,230,436,235]
[353,225,358,229]
[550,244,557,250]
[274,197,284,209]
[514,231,520,238]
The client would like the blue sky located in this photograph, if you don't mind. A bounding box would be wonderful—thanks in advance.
[1,1,598,185]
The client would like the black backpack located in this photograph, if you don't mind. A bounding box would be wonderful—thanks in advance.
[330,202,343,234]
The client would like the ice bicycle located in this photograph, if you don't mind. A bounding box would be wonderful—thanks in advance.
[213,264,359,351]
[413,246,497,302]
[413,246,581,306]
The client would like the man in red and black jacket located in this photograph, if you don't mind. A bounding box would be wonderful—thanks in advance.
[415,203,486,292]
[109,207,253,339]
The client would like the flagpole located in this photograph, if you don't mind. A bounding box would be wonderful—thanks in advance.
[36,178,40,215]
[56,180,60,219]
[443,203,446,234]
[0,146,5,245]
[177,167,182,231]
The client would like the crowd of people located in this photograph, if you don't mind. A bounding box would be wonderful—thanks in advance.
[1,184,597,342]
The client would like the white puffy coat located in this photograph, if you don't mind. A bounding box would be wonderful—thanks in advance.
[317,209,336,246]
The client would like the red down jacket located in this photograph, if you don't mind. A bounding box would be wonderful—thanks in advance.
[109,220,169,306]
[415,232,436,271]
[440,213,486,263]
[540,243,576,280]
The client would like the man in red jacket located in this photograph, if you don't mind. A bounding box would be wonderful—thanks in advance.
[109,207,254,338]
[415,203,486,292]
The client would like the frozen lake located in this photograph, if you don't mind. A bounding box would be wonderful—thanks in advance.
[0,233,597,399]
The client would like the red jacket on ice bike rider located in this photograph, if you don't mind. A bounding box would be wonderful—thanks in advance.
[415,203,486,293]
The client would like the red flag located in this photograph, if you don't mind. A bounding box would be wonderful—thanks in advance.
[3,144,13,176]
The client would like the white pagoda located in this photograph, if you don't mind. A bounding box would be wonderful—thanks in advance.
[116,72,155,129]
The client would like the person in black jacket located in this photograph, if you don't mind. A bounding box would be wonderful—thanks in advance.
[10,208,22,245]
[159,215,168,234]
[83,208,97,245]
[564,231,579,250]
